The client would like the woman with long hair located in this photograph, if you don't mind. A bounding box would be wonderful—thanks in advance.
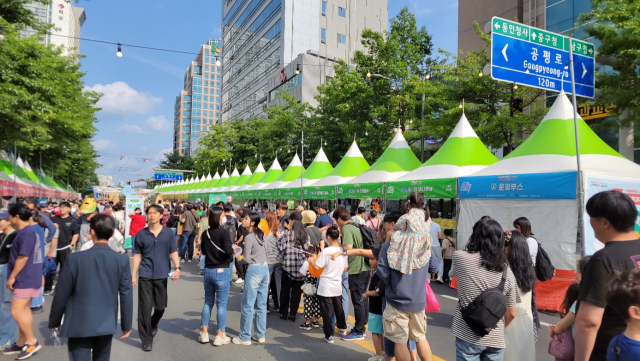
[512,217,538,265]
[233,212,270,345]
[450,218,519,360]
[265,212,282,313]
[277,213,309,321]
[198,207,234,346]
[503,231,537,361]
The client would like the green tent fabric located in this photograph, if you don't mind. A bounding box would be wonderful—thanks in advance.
[387,113,498,199]
[208,170,229,192]
[216,168,240,193]
[260,154,305,199]
[230,165,252,191]
[277,147,334,199]
[234,162,266,199]
[244,158,283,198]
[201,171,221,192]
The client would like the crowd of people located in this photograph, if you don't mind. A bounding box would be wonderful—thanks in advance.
[0,190,639,360]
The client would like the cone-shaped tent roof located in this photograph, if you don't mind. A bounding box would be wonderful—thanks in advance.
[209,170,230,191]
[395,114,498,181]
[262,154,305,191]
[346,130,422,184]
[471,92,640,178]
[245,159,283,191]
[192,173,213,193]
[202,171,221,190]
[187,175,204,192]
[311,141,370,187]
[215,168,240,192]
[230,165,253,191]
[234,162,267,198]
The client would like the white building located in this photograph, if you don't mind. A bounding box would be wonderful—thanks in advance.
[221,0,388,121]
[20,0,86,57]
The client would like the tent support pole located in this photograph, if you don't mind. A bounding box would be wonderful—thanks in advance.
[569,45,585,257]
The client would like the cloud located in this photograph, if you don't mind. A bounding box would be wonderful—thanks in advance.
[117,124,145,133]
[158,148,173,158]
[145,115,171,131]
[92,139,116,150]
[410,0,433,16]
[84,81,163,115]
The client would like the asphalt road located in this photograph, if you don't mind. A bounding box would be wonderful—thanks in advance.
[20,258,559,361]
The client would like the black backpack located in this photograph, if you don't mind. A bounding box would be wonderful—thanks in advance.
[223,218,237,243]
[352,223,379,266]
[460,268,508,337]
[534,239,555,281]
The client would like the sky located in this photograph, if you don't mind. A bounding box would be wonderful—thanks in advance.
[78,0,458,184]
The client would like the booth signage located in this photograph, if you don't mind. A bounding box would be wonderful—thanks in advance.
[458,172,577,199]
[305,185,336,200]
[338,182,384,198]
[209,194,227,204]
[386,178,457,200]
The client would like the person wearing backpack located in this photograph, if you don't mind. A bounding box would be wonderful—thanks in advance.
[450,218,518,361]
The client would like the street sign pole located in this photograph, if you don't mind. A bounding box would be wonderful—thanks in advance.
[569,44,585,256]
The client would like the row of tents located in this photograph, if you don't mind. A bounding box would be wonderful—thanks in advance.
[0,151,81,199]
[156,92,640,310]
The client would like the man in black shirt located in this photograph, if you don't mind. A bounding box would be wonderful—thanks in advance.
[0,210,18,350]
[50,202,74,272]
[575,191,640,361]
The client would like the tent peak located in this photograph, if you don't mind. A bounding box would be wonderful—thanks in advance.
[449,113,480,139]
[254,162,266,173]
[541,92,583,124]
[270,158,282,171]
[312,147,330,163]
[344,140,365,158]
[230,168,240,177]
[241,164,252,175]
[289,154,302,167]
[388,129,410,149]
[213,171,220,179]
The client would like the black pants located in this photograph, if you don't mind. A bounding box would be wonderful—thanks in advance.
[234,258,247,280]
[270,271,280,309]
[56,248,71,271]
[68,335,112,361]
[318,296,347,338]
[44,272,55,292]
[349,271,370,335]
[138,277,167,345]
[280,272,304,318]
[443,258,453,282]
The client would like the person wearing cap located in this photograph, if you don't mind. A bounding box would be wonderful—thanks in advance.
[295,205,305,213]
[0,210,18,351]
[302,211,323,249]
[70,198,100,252]
[314,204,333,231]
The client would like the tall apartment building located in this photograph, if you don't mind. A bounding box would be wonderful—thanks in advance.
[221,0,388,122]
[20,0,86,57]
[173,39,224,156]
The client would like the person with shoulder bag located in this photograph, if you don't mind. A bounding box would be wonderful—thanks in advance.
[442,229,456,283]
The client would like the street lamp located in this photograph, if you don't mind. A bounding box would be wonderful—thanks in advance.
[116,44,123,57]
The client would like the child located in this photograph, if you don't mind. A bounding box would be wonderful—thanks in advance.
[605,268,640,361]
[308,225,348,343]
[299,245,321,331]
[386,192,432,274]
[362,255,384,361]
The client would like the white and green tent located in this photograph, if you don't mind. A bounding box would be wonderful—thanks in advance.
[339,130,422,198]
[259,154,304,200]
[243,159,283,199]
[307,141,370,200]
[234,163,266,199]
[277,147,334,199]
[208,170,230,193]
[387,113,498,199]
[229,164,253,192]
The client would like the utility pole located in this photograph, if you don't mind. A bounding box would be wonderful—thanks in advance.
[421,93,425,162]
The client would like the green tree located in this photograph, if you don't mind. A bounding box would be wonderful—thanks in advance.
[0,0,47,29]
[580,0,640,125]
[158,151,196,172]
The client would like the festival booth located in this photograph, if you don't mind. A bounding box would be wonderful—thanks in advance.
[258,155,304,200]
[242,159,283,200]
[230,165,253,192]
[336,130,421,204]
[306,141,370,201]
[234,163,266,199]
[278,147,334,201]
[207,170,230,193]
[457,92,640,310]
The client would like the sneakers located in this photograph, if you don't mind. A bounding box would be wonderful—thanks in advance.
[16,341,41,360]
[2,343,22,355]
[213,335,230,346]
[324,336,334,344]
[311,320,320,328]
[188,259,192,263]
[30,306,43,314]
[436,277,444,284]
[299,322,312,331]
[199,331,209,344]
[232,337,251,346]
[367,356,385,361]
[43,290,54,296]
[181,259,185,263]
[342,330,365,341]
[251,335,266,344]
[235,278,244,284]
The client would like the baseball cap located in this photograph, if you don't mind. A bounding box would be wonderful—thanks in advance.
[301,210,317,225]
[0,210,9,221]
[289,211,303,222]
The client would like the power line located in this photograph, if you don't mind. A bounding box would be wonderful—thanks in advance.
[48,33,199,55]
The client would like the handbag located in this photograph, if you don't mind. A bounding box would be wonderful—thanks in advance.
[177,222,183,236]
[425,280,440,313]
[548,327,574,360]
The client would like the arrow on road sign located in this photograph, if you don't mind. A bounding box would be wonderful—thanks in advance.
[502,44,509,62]
[531,31,537,41]
[495,22,500,30]
[582,63,587,78]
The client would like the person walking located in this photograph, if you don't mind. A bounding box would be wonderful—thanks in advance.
[265,212,282,313]
[49,202,74,274]
[233,212,270,345]
[366,210,381,231]
[198,207,234,346]
[0,211,18,352]
[179,204,200,262]
[3,204,42,359]
[450,218,518,361]
[128,208,146,247]
[441,229,456,283]
[277,211,309,322]
[131,205,181,352]
[428,214,443,283]
[48,214,133,361]
[503,231,537,361]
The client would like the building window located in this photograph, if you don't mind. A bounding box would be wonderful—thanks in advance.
[182,111,190,117]
[182,126,189,132]
[216,105,220,110]
[182,134,189,140]
[183,96,191,102]
[194,66,201,73]
[204,89,209,94]
[322,1,327,15]
[338,7,346,17]
[338,34,346,44]
[205,65,209,71]
[216,90,220,95]
[217,75,221,80]
[205,81,209,86]
[184,104,191,110]
[321,28,326,43]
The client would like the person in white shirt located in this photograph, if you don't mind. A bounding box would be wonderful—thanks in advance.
[308,225,348,343]
[513,217,538,265]
[429,216,443,283]
[352,207,366,226]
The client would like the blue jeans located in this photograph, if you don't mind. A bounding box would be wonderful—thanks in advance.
[332,271,350,328]
[201,268,231,331]
[267,263,282,307]
[455,337,504,361]
[0,264,17,347]
[199,255,206,270]
[179,231,195,260]
[383,298,416,357]
[239,262,269,341]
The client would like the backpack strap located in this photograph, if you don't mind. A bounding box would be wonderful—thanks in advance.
[206,229,225,253]
[497,266,509,292]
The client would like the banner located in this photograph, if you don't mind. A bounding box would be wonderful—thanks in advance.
[459,172,577,200]
[277,187,301,200]
[386,178,457,200]
[209,194,227,204]
[337,182,384,198]
[584,173,640,255]
[125,195,144,250]
[433,218,457,230]
[305,185,336,200]
[258,189,278,200]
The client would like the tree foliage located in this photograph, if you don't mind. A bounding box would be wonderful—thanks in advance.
[580,0,640,125]
[158,151,196,172]
[0,6,100,189]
